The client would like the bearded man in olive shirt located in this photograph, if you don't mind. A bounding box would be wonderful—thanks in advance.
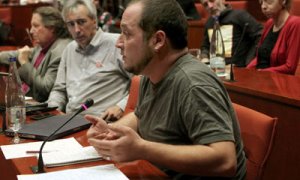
[86,0,246,179]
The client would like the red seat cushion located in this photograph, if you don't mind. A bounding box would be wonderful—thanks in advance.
[233,103,277,180]
[124,76,140,115]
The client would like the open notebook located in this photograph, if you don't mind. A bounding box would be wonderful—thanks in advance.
[42,146,102,167]
[5,114,91,140]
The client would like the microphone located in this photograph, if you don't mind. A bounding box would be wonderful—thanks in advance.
[32,98,94,173]
[228,23,249,82]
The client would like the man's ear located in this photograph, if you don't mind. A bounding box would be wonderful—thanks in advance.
[152,30,166,52]
[92,18,97,29]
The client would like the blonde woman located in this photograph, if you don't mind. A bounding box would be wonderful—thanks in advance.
[247,0,300,74]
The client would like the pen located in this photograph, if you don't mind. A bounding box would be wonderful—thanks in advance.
[0,72,10,76]
[26,28,34,46]
[26,150,53,154]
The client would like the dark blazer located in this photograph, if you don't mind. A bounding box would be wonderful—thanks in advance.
[0,38,71,102]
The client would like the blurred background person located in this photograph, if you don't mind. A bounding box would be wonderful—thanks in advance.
[0,6,71,102]
[200,0,262,67]
[247,0,300,74]
[92,0,200,33]
[48,0,131,119]
[93,0,122,33]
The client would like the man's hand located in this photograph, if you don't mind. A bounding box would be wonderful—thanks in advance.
[86,114,119,147]
[86,114,122,159]
[88,123,144,162]
[17,45,33,65]
[101,105,123,122]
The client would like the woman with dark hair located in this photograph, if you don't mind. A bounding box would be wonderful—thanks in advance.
[0,6,71,102]
[247,0,300,74]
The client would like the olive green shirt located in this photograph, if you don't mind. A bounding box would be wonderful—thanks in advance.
[136,54,246,180]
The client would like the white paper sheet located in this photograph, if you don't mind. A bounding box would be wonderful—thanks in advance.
[0,137,82,159]
[43,146,102,167]
[17,164,129,180]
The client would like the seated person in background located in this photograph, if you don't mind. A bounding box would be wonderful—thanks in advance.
[118,0,201,20]
[48,0,132,120]
[200,0,263,67]
[93,0,121,33]
[0,20,10,45]
[86,0,246,179]
[247,0,300,75]
[0,6,71,102]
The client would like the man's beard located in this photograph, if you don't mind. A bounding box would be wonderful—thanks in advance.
[126,47,154,75]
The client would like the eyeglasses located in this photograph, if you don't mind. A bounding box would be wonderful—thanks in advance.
[66,19,88,28]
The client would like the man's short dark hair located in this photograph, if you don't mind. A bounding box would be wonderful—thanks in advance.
[137,0,188,49]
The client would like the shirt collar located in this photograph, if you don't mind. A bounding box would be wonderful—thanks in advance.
[41,40,55,54]
[75,28,103,54]
[219,4,233,18]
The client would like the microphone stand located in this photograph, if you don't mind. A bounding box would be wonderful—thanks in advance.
[31,99,94,173]
[31,111,81,173]
[228,59,235,82]
[226,23,249,82]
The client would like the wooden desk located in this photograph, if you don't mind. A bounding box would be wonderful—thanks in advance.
[0,114,169,180]
[223,68,300,180]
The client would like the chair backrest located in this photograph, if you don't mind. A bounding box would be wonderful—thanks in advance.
[195,3,209,21]
[232,103,277,180]
[0,46,17,51]
[123,75,140,115]
[295,58,300,76]
[0,7,12,25]
[291,0,300,16]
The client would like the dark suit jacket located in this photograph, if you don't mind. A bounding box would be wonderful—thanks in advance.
[0,38,71,102]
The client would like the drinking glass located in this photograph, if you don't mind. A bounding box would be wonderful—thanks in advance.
[6,106,25,144]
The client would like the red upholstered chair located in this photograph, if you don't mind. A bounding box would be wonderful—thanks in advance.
[123,75,141,115]
[0,46,17,51]
[291,0,300,16]
[187,3,209,48]
[195,3,209,21]
[227,0,248,10]
[295,58,300,76]
[0,7,12,25]
[232,103,277,180]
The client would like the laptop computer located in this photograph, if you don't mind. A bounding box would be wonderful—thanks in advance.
[5,114,91,141]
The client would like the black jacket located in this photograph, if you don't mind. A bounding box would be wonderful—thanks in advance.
[201,6,263,67]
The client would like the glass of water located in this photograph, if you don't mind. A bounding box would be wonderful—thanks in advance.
[6,106,25,144]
